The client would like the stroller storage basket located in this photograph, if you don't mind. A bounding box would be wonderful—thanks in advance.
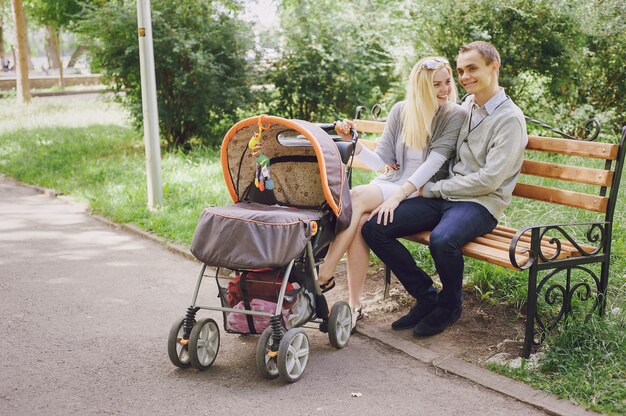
[219,268,307,335]
[190,201,323,270]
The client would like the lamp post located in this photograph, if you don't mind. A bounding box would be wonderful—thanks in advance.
[136,0,163,208]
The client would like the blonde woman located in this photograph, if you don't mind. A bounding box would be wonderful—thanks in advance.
[318,57,466,332]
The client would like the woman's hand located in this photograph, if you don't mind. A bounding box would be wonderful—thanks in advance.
[369,193,404,226]
[334,119,356,141]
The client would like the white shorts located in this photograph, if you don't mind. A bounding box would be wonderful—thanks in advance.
[371,179,416,201]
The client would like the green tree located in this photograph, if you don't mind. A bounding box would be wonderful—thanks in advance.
[426,0,584,99]
[268,0,399,121]
[424,0,625,134]
[573,0,626,129]
[76,0,253,148]
[26,0,82,87]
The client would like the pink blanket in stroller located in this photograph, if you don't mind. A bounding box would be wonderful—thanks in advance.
[226,299,289,334]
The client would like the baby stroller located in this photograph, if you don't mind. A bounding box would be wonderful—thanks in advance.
[167,115,359,383]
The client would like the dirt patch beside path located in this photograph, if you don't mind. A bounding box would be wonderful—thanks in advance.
[325,262,528,364]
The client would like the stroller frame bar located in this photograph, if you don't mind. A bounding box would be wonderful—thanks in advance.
[193,306,274,317]
[187,259,297,320]
[189,263,208,307]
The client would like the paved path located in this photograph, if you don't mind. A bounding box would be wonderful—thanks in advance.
[0,177,559,415]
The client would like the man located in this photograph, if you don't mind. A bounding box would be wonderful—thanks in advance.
[361,41,528,336]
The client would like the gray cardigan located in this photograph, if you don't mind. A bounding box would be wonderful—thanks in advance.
[422,96,528,219]
[374,101,467,183]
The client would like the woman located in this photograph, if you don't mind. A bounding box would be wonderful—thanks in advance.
[318,57,467,331]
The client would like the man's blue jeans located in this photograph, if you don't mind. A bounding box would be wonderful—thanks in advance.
[361,198,497,309]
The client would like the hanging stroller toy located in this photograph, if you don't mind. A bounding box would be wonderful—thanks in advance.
[167,115,359,383]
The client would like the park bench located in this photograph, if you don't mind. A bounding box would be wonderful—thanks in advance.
[348,108,626,357]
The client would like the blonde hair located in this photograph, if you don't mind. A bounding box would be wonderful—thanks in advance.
[402,57,458,149]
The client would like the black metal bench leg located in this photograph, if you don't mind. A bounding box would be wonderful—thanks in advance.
[523,265,538,359]
[599,260,610,317]
[384,265,391,299]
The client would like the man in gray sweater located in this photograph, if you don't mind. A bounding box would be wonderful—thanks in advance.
[362,41,528,336]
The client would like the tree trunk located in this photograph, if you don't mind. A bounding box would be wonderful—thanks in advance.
[47,26,64,88]
[45,26,61,70]
[11,0,31,104]
[0,16,5,68]
[67,45,87,68]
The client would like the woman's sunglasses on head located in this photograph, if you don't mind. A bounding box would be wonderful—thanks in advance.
[421,57,449,69]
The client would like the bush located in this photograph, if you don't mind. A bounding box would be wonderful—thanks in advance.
[267,0,399,121]
[76,0,253,148]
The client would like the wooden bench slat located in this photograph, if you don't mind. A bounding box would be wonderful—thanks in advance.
[462,242,530,269]
[488,229,557,253]
[521,159,613,187]
[474,235,544,255]
[353,119,385,134]
[491,225,596,256]
[403,232,527,270]
[527,136,619,160]
[412,226,575,255]
[513,183,608,213]
[476,233,563,257]
[399,225,597,271]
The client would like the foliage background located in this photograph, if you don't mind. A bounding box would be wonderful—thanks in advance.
[1,1,625,413]
[9,0,607,146]
[74,0,252,148]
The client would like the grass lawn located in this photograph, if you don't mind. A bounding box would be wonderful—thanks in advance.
[0,95,624,415]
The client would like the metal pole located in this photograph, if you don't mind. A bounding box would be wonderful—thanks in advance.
[136,0,163,208]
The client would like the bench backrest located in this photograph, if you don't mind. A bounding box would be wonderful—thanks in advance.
[352,119,626,223]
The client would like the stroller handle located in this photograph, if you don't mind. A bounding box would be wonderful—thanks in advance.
[318,122,359,166]
[318,123,359,145]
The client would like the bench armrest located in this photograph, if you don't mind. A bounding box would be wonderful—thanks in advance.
[508,221,608,270]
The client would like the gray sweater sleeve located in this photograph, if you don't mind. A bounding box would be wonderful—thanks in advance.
[374,101,403,165]
[423,116,526,198]
[429,104,466,159]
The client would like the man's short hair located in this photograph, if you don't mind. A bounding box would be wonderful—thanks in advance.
[458,41,501,66]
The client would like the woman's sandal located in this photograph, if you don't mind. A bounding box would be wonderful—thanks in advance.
[319,276,336,293]
[351,306,363,334]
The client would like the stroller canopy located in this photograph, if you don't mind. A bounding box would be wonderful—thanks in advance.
[221,115,351,229]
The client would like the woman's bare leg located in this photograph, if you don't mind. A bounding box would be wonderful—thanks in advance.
[346,213,371,311]
[318,183,383,283]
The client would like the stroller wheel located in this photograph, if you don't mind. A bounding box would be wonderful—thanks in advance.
[277,328,310,383]
[167,316,192,368]
[188,318,220,370]
[256,326,283,380]
[328,301,352,349]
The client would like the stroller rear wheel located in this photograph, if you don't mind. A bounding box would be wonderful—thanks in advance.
[189,318,220,370]
[328,301,352,349]
[167,316,192,368]
[277,328,310,383]
[256,326,283,379]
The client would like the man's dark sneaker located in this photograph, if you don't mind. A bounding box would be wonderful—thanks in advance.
[412,305,462,337]
[391,297,438,330]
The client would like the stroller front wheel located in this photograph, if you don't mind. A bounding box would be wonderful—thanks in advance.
[189,318,220,370]
[167,316,192,368]
[256,326,283,379]
[328,301,352,349]
[277,328,310,383]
